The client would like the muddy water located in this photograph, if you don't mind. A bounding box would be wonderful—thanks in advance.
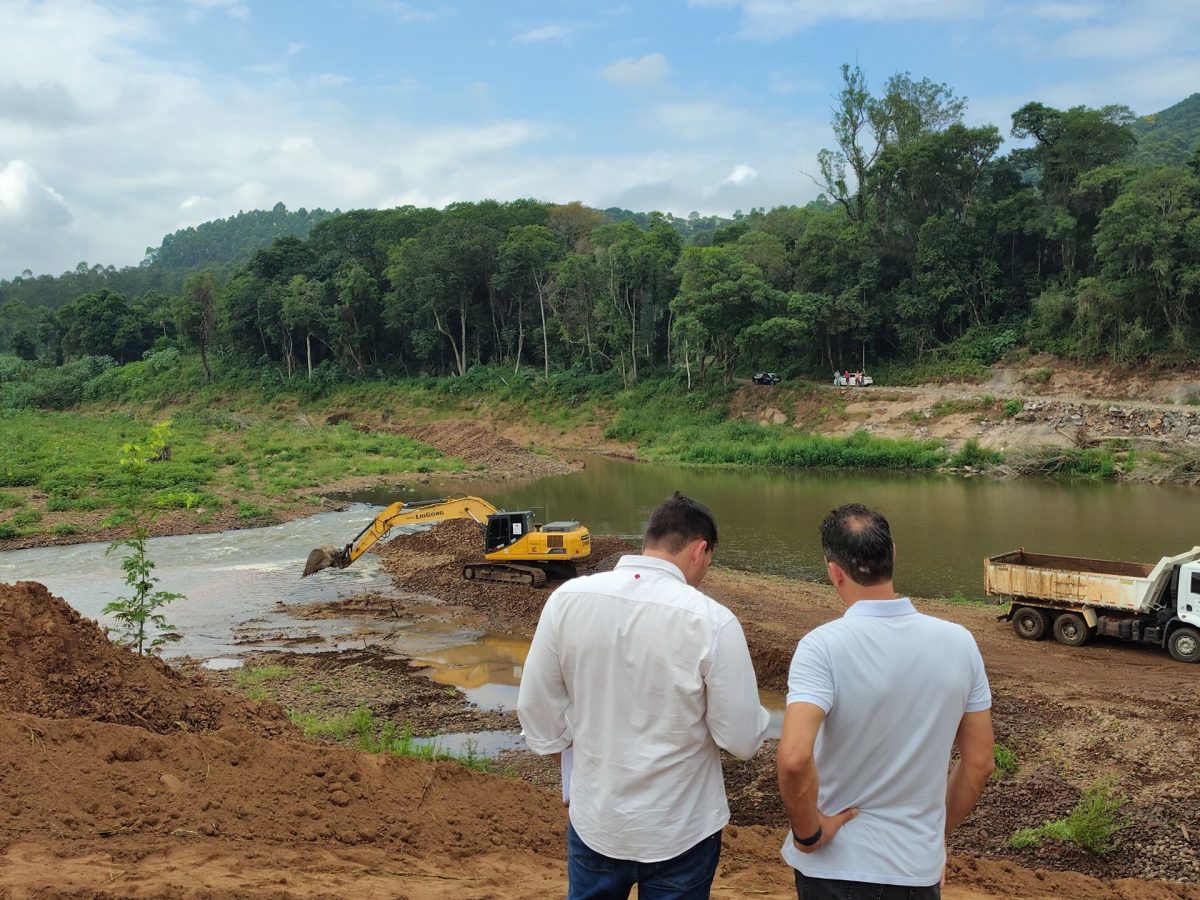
[0,507,490,661]
[8,455,1197,746]
[346,456,1200,597]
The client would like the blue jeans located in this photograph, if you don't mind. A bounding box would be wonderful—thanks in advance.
[566,822,723,899]
[794,871,940,900]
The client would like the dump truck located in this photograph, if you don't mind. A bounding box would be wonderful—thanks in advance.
[302,494,591,587]
[985,546,1200,663]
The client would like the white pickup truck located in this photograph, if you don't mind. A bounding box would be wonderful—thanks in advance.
[984,546,1200,663]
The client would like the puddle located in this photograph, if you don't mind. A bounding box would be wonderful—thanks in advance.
[201,658,244,671]
[410,634,530,712]
[411,730,527,758]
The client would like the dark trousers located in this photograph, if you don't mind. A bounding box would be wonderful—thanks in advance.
[566,822,722,899]
[795,870,940,900]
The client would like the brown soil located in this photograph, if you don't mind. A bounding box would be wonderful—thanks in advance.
[375,517,635,632]
[729,357,1200,460]
[363,419,583,480]
[0,581,289,736]
[3,569,1200,897]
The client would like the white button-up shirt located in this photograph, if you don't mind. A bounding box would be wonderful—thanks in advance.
[517,554,771,863]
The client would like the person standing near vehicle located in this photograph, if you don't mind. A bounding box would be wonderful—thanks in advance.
[777,503,994,899]
[518,492,771,899]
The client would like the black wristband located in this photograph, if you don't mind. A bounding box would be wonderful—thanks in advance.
[793,826,822,847]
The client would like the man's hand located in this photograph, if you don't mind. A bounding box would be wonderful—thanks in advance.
[791,807,858,854]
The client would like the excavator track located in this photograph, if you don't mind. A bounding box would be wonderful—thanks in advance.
[462,563,548,587]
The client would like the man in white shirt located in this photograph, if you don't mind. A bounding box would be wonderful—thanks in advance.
[518,492,771,899]
[777,503,995,900]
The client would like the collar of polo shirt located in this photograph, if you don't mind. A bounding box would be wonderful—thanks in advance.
[615,554,687,583]
[843,597,915,617]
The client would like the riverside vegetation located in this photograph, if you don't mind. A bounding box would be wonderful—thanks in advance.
[1,358,1186,546]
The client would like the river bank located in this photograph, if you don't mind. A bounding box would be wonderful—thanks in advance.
[6,357,1200,554]
[3,532,1198,896]
[5,355,1200,555]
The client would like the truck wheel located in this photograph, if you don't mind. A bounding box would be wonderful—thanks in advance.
[1012,606,1050,641]
[1052,612,1091,647]
[1168,627,1200,663]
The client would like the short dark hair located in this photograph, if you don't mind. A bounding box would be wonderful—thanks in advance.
[643,492,718,554]
[819,503,894,586]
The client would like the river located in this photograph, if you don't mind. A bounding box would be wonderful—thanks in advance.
[3,456,1198,732]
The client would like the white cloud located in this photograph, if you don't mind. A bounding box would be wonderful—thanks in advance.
[690,0,982,38]
[602,52,670,87]
[513,24,577,44]
[286,41,306,56]
[0,160,75,273]
[648,100,757,141]
[722,163,758,185]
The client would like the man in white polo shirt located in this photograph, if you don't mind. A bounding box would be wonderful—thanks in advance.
[777,503,995,899]
[518,492,771,899]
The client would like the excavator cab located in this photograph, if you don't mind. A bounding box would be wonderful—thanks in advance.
[484,511,533,552]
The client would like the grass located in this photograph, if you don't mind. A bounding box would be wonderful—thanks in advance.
[0,406,460,540]
[993,742,1019,780]
[1008,776,1131,854]
[289,706,495,773]
[997,446,1119,479]
[945,590,995,607]
[235,664,297,686]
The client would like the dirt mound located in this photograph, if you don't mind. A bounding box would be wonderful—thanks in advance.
[0,709,566,858]
[376,519,634,630]
[383,420,580,479]
[0,581,289,735]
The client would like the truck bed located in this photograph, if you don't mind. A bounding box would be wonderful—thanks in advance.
[984,547,1200,613]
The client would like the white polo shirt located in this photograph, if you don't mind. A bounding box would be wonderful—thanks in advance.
[518,555,771,862]
[781,598,991,886]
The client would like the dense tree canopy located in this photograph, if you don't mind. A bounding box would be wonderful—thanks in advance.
[7,72,1200,387]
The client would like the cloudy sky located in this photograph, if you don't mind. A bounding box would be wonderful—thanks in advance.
[2,0,1199,277]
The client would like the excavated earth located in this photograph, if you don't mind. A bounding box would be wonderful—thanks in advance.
[4,465,1200,897]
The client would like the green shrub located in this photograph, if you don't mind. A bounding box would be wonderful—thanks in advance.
[11,509,41,527]
[947,439,1003,469]
[1007,776,1130,854]
[0,492,24,510]
[1003,399,1023,418]
[1024,368,1053,385]
[0,523,18,539]
[51,523,80,536]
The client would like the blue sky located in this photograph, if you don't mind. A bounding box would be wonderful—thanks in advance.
[2,0,1199,277]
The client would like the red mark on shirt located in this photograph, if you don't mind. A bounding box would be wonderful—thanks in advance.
[634,573,640,579]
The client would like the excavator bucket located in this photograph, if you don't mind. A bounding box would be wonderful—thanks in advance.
[302,546,340,578]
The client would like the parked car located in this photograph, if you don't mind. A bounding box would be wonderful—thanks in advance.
[753,372,781,385]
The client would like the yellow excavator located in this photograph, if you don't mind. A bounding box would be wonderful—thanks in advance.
[302,494,591,587]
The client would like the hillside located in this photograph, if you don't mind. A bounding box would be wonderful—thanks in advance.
[1133,93,1200,167]
[0,203,333,312]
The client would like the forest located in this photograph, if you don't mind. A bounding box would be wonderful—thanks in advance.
[4,69,1200,398]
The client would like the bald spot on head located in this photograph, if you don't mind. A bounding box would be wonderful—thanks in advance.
[819,503,894,587]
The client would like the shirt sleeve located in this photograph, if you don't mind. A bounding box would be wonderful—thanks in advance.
[786,632,834,713]
[516,592,573,755]
[964,636,992,713]
[703,616,771,759]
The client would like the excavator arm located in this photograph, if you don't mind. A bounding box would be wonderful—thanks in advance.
[302,495,500,577]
